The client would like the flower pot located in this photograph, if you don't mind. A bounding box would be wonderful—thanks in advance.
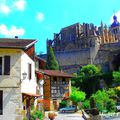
[48,112,56,120]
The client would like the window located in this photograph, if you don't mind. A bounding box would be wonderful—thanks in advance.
[0,91,3,115]
[4,56,10,75]
[28,63,32,80]
[51,86,62,98]
[51,77,57,85]
[0,56,10,75]
[0,57,2,75]
[62,78,66,84]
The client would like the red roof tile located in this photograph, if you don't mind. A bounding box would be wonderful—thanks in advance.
[0,38,36,49]
[39,70,73,78]
[35,56,46,62]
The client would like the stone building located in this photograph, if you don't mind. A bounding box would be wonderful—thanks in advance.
[0,38,39,120]
[41,15,120,73]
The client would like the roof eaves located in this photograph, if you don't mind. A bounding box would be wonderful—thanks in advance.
[0,46,25,49]
[44,72,73,78]
[25,40,37,49]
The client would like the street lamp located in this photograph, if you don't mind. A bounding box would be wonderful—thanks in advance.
[39,80,44,86]
[20,72,27,83]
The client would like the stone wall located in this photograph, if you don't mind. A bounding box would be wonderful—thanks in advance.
[41,39,120,73]
[0,87,22,120]
[0,49,23,120]
[0,49,21,87]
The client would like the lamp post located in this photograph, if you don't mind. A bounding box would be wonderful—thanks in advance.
[20,72,27,83]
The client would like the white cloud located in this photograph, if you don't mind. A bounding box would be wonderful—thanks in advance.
[0,4,11,15]
[14,0,26,11]
[36,12,44,22]
[0,0,26,15]
[0,24,25,37]
[110,10,120,23]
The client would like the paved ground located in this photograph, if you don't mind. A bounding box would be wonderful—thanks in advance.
[44,111,84,120]
[44,111,120,120]
[102,113,120,120]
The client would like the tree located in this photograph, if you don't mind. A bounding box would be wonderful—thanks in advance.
[46,47,59,70]
[91,89,116,113]
[113,69,120,86]
[72,64,101,97]
[70,87,86,107]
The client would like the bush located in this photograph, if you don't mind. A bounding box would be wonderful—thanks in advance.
[90,96,96,108]
[106,99,116,112]
[59,101,67,109]
[91,90,116,113]
[82,100,90,109]
[23,118,27,120]
[115,86,120,98]
[31,110,43,120]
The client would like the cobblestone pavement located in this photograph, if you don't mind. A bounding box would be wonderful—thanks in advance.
[44,111,84,120]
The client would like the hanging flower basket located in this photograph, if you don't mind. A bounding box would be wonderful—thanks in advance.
[37,73,43,79]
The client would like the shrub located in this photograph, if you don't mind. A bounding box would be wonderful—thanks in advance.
[70,88,86,104]
[82,100,90,109]
[59,101,67,109]
[115,86,120,97]
[106,99,116,112]
[90,96,96,108]
[23,118,27,120]
[31,110,43,120]
[91,90,116,113]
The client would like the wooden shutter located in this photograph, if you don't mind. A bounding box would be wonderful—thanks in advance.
[28,64,32,80]
[0,91,3,115]
[4,56,10,75]
[0,57,2,75]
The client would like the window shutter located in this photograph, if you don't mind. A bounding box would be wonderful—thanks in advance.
[0,57,2,75]
[4,56,10,75]
[0,91,3,115]
[28,64,32,79]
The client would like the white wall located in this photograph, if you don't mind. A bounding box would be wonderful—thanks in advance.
[21,51,37,94]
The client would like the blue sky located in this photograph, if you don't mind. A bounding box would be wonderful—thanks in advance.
[0,0,120,54]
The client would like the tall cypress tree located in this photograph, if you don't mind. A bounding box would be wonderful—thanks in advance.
[46,47,59,70]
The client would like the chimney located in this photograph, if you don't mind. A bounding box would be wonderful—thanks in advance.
[15,36,18,39]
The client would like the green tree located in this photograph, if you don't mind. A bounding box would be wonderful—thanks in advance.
[70,87,86,107]
[113,69,120,86]
[46,47,59,70]
[91,90,116,113]
[72,64,101,97]
[82,99,90,109]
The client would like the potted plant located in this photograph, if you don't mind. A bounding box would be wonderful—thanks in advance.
[48,112,57,120]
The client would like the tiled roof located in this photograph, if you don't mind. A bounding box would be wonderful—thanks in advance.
[0,38,36,49]
[41,70,73,78]
[22,92,40,97]
[35,56,46,62]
